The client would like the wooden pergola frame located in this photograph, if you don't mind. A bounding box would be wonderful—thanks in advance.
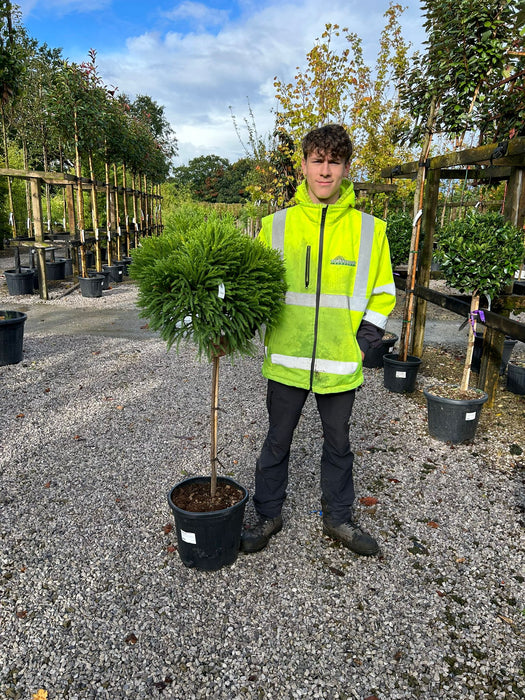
[381,136,525,406]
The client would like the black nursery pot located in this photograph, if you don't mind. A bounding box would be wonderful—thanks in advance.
[45,259,66,281]
[506,362,525,395]
[4,269,34,296]
[363,332,398,368]
[383,353,422,393]
[57,257,73,277]
[103,264,123,283]
[424,387,488,444]
[168,476,248,571]
[472,332,517,375]
[0,310,27,366]
[87,268,111,290]
[79,275,104,298]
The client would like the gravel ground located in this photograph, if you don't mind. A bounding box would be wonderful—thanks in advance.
[1,260,524,700]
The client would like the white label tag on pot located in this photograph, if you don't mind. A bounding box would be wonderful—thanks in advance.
[396,371,407,378]
[465,412,477,421]
[218,283,225,299]
[180,529,196,544]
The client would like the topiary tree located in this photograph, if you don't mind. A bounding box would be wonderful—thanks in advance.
[434,211,524,392]
[130,211,287,499]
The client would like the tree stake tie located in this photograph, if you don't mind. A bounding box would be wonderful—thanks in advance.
[459,309,485,332]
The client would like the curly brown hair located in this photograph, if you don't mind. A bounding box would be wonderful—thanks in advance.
[301,124,353,163]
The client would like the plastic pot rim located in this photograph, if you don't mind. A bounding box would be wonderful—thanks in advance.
[423,386,488,407]
[168,475,248,518]
[0,310,27,324]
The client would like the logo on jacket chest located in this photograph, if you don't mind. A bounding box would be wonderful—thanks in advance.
[330,255,356,267]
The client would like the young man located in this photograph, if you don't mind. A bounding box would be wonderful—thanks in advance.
[241,124,396,556]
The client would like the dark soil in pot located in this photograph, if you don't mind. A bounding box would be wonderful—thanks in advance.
[171,480,245,512]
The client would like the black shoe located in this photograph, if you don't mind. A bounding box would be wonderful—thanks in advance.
[323,518,379,556]
[240,515,283,553]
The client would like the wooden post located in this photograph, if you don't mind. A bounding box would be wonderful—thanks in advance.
[30,177,48,300]
[412,168,441,357]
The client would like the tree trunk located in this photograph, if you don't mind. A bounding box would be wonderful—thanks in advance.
[74,108,87,278]
[210,355,220,499]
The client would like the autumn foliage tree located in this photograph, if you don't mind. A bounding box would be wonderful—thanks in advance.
[273,4,414,185]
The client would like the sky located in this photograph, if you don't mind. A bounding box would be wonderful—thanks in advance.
[17,0,425,166]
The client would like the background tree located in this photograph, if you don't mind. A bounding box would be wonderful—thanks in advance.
[397,0,523,147]
[172,155,230,202]
[273,5,414,184]
[0,1,26,239]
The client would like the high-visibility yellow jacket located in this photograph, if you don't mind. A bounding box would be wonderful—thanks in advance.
[259,179,396,394]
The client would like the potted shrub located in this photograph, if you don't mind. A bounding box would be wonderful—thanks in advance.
[423,211,524,443]
[130,211,286,570]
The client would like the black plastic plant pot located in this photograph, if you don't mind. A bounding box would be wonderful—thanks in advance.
[57,257,73,277]
[168,476,249,571]
[45,259,66,281]
[4,269,34,296]
[87,268,111,290]
[0,310,27,366]
[112,259,128,275]
[506,362,525,395]
[363,332,399,369]
[424,387,488,444]
[383,353,422,393]
[79,250,95,268]
[472,332,516,375]
[79,274,104,298]
[103,264,123,283]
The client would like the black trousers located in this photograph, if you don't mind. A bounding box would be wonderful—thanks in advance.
[253,379,356,525]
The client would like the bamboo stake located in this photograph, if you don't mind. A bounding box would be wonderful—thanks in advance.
[1,101,17,237]
[399,97,437,361]
[461,293,479,392]
[113,163,122,254]
[210,355,220,499]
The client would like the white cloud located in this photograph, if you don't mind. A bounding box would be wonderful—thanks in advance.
[163,1,230,29]
[95,0,423,165]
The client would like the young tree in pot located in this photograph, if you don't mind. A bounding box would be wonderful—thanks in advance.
[424,210,524,442]
[129,211,287,568]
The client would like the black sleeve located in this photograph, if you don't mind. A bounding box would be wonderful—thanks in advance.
[356,319,385,355]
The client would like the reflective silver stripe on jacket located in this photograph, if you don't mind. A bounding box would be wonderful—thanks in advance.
[352,212,375,298]
[269,352,359,375]
[271,209,287,252]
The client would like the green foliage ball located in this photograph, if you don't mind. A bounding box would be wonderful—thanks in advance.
[435,211,524,297]
[129,212,287,360]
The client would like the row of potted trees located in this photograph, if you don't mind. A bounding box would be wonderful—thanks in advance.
[382,210,524,442]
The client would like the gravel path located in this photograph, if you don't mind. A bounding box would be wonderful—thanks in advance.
[1,278,524,700]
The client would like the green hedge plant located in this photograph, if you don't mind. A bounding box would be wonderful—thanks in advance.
[434,210,524,392]
[386,211,412,269]
[130,211,287,498]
